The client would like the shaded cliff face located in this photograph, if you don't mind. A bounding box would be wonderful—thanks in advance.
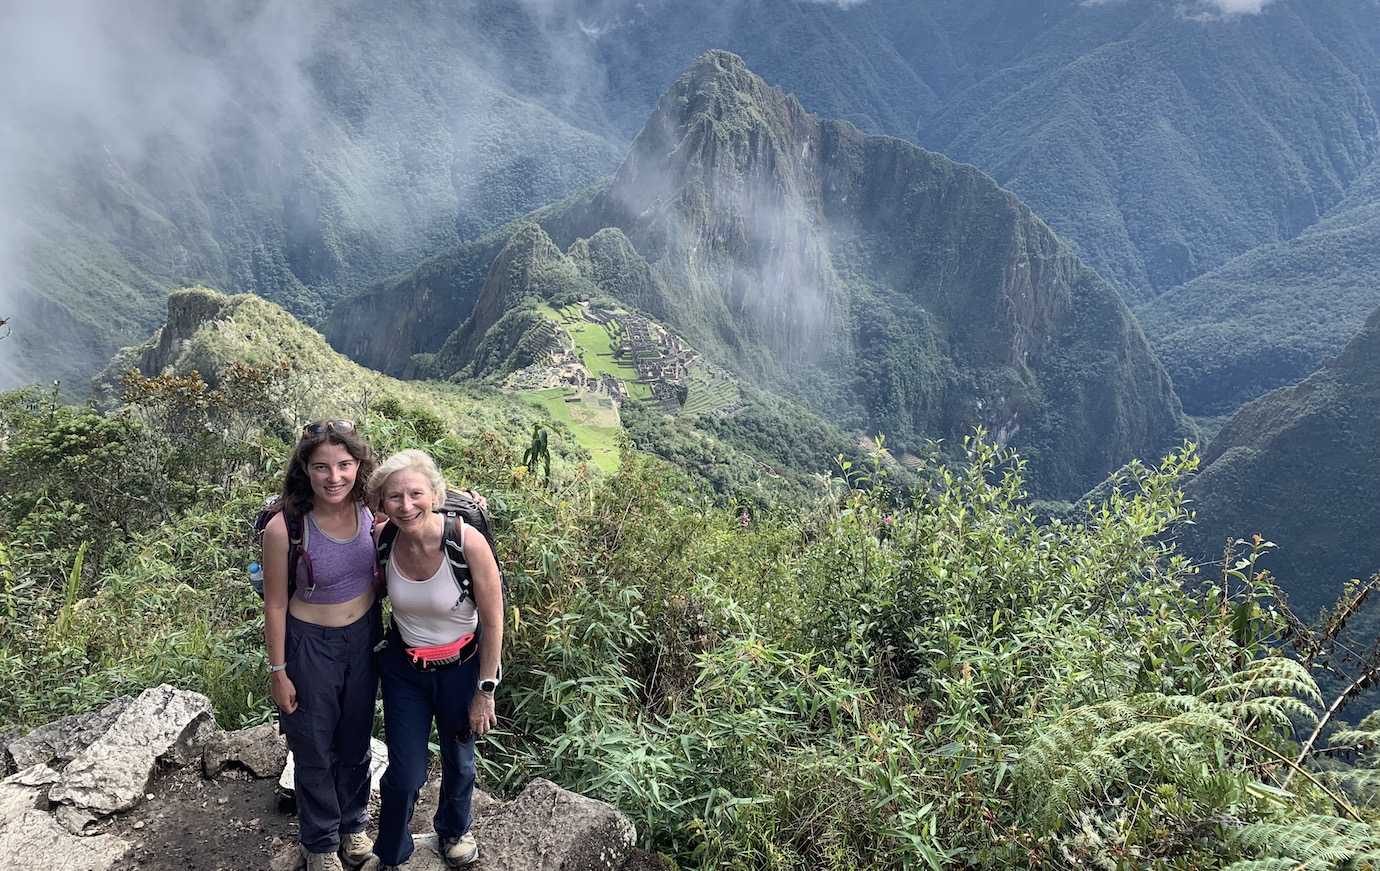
[1182,305,1380,615]
[336,51,1191,498]
[576,51,1190,497]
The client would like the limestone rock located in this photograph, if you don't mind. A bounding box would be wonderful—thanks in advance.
[0,809,127,871]
[475,777,636,871]
[269,839,304,871]
[6,763,60,789]
[54,802,104,836]
[5,696,131,771]
[48,685,213,815]
[0,766,54,819]
[203,723,287,779]
[161,710,220,767]
[0,727,22,776]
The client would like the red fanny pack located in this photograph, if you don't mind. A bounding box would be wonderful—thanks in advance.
[406,633,475,665]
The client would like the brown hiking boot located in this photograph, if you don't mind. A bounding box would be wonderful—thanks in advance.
[302,848,345,871]
[441,832,480,866]
[338,831,376,869]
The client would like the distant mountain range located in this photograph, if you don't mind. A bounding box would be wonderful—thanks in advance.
[6,0,1379,423]
[331,52,1191,499]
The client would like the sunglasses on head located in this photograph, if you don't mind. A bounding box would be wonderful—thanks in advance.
[302,419,355,437]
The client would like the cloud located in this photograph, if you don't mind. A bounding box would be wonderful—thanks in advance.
[1202,0,1278,12]
[0,0,630,391]
[1081,0,1281,15]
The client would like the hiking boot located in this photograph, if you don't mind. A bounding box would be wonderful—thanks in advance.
[338,831,376,869]
[302,848,346,871]
[441,832,480,866]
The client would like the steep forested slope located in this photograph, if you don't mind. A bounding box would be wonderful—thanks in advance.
[1141,152,1380,417]
[335,52,1192,499]
[578,0,1380,301]
[1181,303,1380,615]
[917,0,1380,300]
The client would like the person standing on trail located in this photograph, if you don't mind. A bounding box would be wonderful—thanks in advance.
[262,420,382,871]
[364,449,503,870]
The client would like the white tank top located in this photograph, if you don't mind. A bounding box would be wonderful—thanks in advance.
[386,528,478,648]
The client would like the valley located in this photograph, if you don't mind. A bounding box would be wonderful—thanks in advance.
[4,4,1380,868]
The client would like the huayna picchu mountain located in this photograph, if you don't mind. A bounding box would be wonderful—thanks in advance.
[330,52,1191,499]
[1180,302,1380,616]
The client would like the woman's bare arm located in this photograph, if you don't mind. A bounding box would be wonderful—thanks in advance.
[262,513,297,713]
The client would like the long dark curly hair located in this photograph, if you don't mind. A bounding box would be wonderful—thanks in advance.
[280,425,376,517]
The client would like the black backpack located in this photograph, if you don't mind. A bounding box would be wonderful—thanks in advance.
[250,495,308,599]
[375,490,502,607]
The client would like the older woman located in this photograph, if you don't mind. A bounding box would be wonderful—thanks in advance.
[364,449,503,870]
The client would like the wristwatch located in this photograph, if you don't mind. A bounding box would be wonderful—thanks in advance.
[268,663,287,674]
[478,677,499,694]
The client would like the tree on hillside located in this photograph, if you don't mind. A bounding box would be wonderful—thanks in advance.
[522,422,551,484]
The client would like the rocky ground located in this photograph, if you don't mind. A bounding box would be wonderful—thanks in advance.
[0,685,670,871]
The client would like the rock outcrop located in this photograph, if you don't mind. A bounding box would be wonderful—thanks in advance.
[3,696,132,773]
[48,684,214,815]
[0,683,218,871]
[2,689,648,871]
[203,723,288,780]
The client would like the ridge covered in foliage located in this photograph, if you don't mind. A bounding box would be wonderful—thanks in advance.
[1179,302,1380,617]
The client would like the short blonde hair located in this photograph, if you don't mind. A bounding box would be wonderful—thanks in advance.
[366,449,447,511]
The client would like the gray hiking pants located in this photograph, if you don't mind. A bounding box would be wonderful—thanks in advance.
[281,605,381,854]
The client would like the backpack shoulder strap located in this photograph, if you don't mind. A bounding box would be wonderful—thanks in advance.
[441,514,473,603]
[283,509,305,591]
[376,521,400,571]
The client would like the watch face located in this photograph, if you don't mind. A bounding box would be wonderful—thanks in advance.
[479,679,497,692]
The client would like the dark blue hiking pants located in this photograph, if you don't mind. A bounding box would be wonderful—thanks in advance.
[281,605,381,854]
[373,636,480,866]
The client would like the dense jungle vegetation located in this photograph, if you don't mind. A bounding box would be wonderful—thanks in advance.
[4,368,1380,870]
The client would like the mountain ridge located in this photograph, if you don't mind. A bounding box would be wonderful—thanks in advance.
[1181,301,1380,614]
[336,51,1193,499]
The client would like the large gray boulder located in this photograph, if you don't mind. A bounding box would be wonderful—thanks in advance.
[0,764,57,819]
[0,810,128,870]
[203,723,287,779]
[475,778,637,871]
[4,697,132,771]
[48,685,213,815]
[0,765,127,870]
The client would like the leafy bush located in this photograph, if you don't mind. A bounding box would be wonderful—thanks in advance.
[3,385,1380,868]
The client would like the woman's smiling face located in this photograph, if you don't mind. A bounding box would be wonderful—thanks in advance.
[380,469,437,530]
[305,442,359,506]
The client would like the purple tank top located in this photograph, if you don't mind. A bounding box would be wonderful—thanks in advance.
[294,503,376,605]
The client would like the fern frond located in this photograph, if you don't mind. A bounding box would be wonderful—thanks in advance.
[1229,815,1380,870]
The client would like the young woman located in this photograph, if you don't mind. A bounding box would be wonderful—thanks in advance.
[262,420,381,871]
[364,449,503,870]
